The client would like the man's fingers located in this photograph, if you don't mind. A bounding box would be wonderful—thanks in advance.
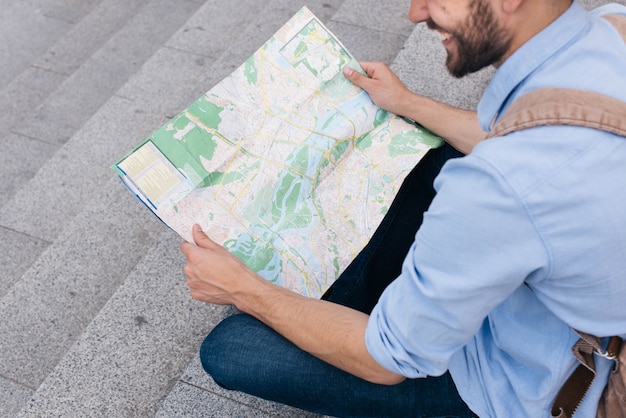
[358,61,379,77]
[179,224,214,257]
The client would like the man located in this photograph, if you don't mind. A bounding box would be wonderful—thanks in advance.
[181,0,626,416]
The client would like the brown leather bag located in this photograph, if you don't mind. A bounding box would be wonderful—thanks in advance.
[549,333,625,418]
[485,14,626,418]
[596,335,626,418]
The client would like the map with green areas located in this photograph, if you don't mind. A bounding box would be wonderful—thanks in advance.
[114,7,442,298]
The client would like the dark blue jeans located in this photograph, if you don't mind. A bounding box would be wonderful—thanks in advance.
[200,144,478,417]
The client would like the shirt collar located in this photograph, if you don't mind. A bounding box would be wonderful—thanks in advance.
[477,0,590,132]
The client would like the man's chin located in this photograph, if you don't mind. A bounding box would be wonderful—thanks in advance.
[445,56,468,79]
[446,54,493,78]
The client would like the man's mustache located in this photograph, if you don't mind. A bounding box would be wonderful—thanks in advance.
[425,18,442,31]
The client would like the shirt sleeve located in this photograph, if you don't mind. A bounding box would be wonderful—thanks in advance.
[364,152,550,378]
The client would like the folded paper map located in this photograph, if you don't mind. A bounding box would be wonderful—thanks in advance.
[113,7,442,298]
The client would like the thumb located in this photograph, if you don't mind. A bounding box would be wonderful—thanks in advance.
[343,66,371,90]
[192,224,214,248]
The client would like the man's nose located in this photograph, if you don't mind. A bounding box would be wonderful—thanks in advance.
[408,0,430,23]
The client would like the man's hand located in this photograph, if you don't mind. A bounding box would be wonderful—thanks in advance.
[344,62,412,117]
[180,224,258,306]
[345,61,484,154]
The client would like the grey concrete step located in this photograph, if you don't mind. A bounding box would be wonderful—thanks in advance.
[0,0,268,416]
[0,0,102,91]
[0,0,213,243]
[0,0,152,139]
[1,177,165,417]
[0,0,205,327]
[0,0,158,328]
[12,0,203,147]
[0,0,202,299]
[0,0,203,220]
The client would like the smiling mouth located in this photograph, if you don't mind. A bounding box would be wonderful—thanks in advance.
[426,19,453,44]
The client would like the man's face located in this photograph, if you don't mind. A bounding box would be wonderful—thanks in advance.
[412,0,513,77]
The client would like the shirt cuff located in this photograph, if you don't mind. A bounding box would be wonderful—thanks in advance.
[365,303,427,379]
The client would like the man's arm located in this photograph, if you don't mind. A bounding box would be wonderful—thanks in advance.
[343,62,485,154]
[181,224,406,385]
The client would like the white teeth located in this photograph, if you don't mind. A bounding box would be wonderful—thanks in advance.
[438,31,452,42]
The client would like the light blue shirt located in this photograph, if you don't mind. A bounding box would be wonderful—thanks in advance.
[365,2,626,417]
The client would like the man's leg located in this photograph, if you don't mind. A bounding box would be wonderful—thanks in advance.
[201,313,476,418]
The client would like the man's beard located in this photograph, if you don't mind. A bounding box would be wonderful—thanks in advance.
[430,0,513,78]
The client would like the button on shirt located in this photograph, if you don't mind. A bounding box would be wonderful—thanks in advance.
[365,2,626,417]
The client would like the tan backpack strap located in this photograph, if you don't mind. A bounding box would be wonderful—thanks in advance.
[487,14,626,140]
[602,14,626,42]
[486,87,626,139]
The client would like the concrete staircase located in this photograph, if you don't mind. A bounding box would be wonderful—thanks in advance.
[0,0,500,416]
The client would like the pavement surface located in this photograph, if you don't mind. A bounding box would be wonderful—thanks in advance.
[0,0,617,416]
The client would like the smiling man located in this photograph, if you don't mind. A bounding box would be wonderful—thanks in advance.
[181,0,626,416]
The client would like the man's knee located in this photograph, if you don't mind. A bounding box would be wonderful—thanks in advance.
[200,315,241,389]
[200,314,261,389]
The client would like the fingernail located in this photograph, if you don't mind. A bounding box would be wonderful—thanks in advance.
[344,67,353,77]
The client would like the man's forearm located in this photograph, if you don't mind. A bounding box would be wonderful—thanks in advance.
[232,270,406,385]
[398,93,485,154]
